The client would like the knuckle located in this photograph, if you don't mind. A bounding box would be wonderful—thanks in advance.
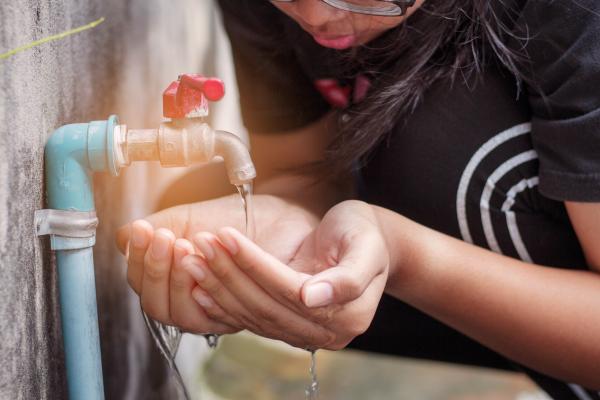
[204,305,225,321]
[255,307,279,325]
[213,264,232,283]
[341,275,363,300]
[170,270,190,292]
[144,262,169,284]
[202,279,223,297]
[308,307,335,325]
[308,328,334,349]
[319,331,344,350]
[129,250,145,265]
[282,286,300,304]
[237,255,256,273]
[238,314,261,333]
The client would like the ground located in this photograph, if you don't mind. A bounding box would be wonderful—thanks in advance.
[199,332,543,400]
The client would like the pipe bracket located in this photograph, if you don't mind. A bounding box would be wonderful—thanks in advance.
[35,209,98,250]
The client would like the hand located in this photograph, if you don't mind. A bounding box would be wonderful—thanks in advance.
[184,200,390,350]
[116,194,320,334]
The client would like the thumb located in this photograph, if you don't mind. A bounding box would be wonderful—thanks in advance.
[301,231,387,308]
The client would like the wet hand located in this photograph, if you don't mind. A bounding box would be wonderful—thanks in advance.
[185,200,390,350]
[125,220,239,334]
[117,194,319,334]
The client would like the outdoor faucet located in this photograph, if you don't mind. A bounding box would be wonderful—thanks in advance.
[115,74,256,185]
[35,73,255,400]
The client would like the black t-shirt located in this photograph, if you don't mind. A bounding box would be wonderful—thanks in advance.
[218,0,600,266]
[217,0,600,396]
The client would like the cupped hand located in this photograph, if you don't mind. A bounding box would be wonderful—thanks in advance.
[116,193,320,334]
[184,200,390,350]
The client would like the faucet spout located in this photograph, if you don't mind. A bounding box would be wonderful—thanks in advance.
[214,130,256,185]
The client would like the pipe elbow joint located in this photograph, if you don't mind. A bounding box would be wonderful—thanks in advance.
[45,115,120,211]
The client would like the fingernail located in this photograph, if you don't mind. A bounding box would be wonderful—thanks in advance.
[195,236,215,260]
[192,289,214,308]
[219,232,239,255]
[183,257,206,281]
[151,232,171,259]
[304,282,333,308]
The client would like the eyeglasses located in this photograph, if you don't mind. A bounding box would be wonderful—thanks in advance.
[272,0,416,17]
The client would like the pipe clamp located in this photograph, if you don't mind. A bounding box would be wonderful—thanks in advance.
[35,210,98,250]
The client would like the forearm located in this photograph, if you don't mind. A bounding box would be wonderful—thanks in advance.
[250,112,351,216]
[373,205,600,388]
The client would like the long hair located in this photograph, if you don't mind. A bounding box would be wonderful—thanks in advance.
[318,0,528,176]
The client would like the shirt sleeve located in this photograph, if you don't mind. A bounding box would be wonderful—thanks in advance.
[217,0,330,133]
[517,0,600,201]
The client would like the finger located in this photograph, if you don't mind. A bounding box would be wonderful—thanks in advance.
[116,203,192,253]
[216,227,310,306]
[140,228,175,323]
[302,230,388,307]
[190,287,241,334]
[182,254,251,330]
[126,220,154,295]
[116,225,131,255]
[170,240,240,334]
[193,232,333,348]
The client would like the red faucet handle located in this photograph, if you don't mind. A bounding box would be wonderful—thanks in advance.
[163,74,226,119]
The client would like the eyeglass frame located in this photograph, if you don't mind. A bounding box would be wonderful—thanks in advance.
[271,0,417,17]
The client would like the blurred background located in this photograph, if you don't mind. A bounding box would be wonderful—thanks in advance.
[0,1,543,399]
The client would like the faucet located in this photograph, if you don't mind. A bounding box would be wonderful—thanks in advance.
[115,74,255,185]
[35,73,255,400]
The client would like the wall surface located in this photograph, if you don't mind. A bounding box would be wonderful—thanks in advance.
[0,1,242,399]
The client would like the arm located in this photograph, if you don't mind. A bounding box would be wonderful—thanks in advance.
[117,114,353,335]
[376,202,600,389]
[249,111,350,216]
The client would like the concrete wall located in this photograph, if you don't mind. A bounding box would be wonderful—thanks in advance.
[0,1,243,398]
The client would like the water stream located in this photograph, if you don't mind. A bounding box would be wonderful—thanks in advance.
[141,182,255,399]
[142,181,318,399]
[305,349,319,400]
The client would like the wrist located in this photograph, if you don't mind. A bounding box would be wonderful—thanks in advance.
[370,205,433,300]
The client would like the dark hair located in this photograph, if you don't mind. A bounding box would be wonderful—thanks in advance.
[318,0,528,176]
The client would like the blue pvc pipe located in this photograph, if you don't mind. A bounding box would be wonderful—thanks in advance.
[56,248,104,400]
[45,115,120,400]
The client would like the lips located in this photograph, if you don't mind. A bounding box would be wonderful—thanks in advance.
[312,34,357,50]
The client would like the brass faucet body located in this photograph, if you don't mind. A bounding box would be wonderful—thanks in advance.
[114,119,256,185]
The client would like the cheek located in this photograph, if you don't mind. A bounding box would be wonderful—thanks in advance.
[353,16,404,43]
[270,2,298,21]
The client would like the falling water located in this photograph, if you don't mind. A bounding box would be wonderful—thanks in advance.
[141,181,256,398]
[305,349,319,400]
[235,182,256,241]
[142,312,190,399]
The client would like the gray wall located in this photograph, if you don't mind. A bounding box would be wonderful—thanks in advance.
[0,1,241,398]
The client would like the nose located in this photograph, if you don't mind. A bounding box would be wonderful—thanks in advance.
[295,0,345,28]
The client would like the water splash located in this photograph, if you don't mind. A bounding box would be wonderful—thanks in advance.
[204,333,219,349]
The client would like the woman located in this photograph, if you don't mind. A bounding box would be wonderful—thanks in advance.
[117,1,600,398]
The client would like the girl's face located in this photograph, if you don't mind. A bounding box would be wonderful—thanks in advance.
[271,0,425,50]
